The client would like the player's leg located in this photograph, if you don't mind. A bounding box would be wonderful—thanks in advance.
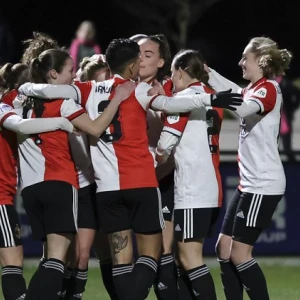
[230,193,283,300]
[128,187,164,300]
[96,190,133,300]
[23,181,77,300]
[154,172,178,300]
[65,183,97,300]
[0,204,26,300]
[175,208,218,300]
[215,189,243,300]
[93,230,118,300]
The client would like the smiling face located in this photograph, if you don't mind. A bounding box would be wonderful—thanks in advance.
[49,57,76,85]
[238,44,263,84]
[138,39,164,82]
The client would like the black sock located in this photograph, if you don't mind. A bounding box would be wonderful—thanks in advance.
[67,268,88,300]
[177,267,195,300]
[34,258,65,300]
[154,254,179,300]
[218,259,243,300]
[25,258,46,300]
[237,258,270,300]
[60,267,73,299]
[112,264,132,300]
[130,256,158,300]
[1,266,26,300]
[100,260,118,299]
[187,264,217,300]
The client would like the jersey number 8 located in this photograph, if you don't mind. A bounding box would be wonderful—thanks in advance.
[98,100,122,143]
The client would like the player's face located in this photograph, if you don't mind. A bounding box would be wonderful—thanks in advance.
[238,44,263,83]
[55,57,76,85]
[129,57,141,81]
[138,39,164,82]
[170,63,185,93]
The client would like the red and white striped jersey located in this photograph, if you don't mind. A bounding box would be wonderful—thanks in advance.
[18,99,84,190]
[172,83,219,209]
[73,75,158,192]
[0,102,18,205]
[238,77,285,194]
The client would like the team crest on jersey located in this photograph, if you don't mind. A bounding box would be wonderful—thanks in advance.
[167,114,180,124]
[15,224,21,239]
[253,87,267,98]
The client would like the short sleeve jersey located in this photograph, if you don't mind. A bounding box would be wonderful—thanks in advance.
[18,99,84,190]
[74,75,158,192]
[170,83,219,209]
[238,77,285,194]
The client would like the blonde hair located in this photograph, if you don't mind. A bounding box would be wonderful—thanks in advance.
[248,37,292,78]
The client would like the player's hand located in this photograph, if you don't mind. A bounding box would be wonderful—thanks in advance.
[211,89,243,111]
[147,80,166,96]
[113,81,137,103]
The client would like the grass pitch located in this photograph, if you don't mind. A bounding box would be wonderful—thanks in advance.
[1,263,299,299]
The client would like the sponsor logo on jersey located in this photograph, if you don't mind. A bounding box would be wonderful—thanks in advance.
[253,87,267,98]
[167,114,180,124]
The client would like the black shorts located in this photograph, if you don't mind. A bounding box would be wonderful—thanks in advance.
[21,181,78,241]
[159,171,174,222]
[96,187,165,234]
[221,189,283,245]
[78,183,97,229]
[0,204,22,248]
[174,207,220,242]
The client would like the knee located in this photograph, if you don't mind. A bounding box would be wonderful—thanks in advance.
[77,248,91,268]
[215,236,231,260]
[230,244,252,265]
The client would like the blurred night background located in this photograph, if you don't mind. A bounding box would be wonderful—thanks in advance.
[1,0,299,82]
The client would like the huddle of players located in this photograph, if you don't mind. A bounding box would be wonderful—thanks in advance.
[0,30,291,300]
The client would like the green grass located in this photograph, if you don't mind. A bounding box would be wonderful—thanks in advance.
[1,265,300,299]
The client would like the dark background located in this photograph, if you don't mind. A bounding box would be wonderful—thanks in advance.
[0,0,298,82]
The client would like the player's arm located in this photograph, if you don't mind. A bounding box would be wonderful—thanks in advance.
[18,82,81,101]
[133,82,243,113]
[233,99,260,117]
[66,82,135,137]
[234,83,276,118]
[156,132,179,165]
[149,90,243,113]
[155,112,189,164]
[207,68,242,93]
[0,104,74,135]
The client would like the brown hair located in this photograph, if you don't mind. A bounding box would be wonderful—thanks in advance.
[248,37,292,78]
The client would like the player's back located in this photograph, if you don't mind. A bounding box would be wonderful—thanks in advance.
[19,99,79,190]
[81,76,158,192]
[173,83,218,209]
